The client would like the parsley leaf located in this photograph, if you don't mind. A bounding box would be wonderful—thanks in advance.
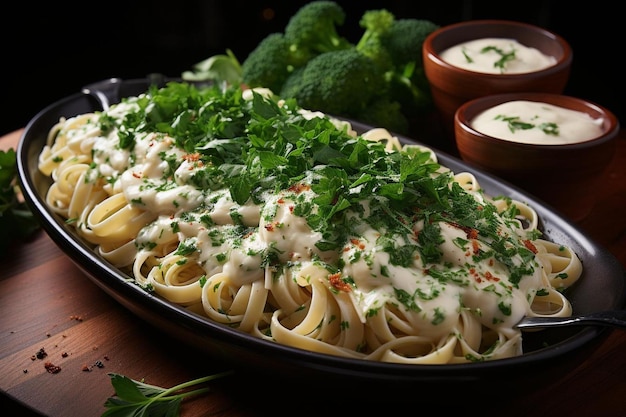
[0,149,40,254]
[102,371,234,417]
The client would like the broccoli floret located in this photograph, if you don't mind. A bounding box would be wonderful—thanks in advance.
[356,97,409,135]
[241,1,354,94]
[284,1,353,56]
[279,49,384,118]
[355,9,396,72]
[379,18,440,114]
[241,33,311,94]
[240,4,438,135]
[381,18,439,70]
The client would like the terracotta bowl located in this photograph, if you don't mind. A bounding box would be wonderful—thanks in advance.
[454,92,619,221]
[423,19,572,145]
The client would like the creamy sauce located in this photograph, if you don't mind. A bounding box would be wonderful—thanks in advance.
[42,85,569,361]
[111,121,542,336]
[439,38,557,74]
[470,100,604,144]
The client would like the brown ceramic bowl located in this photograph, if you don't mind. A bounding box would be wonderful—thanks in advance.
[454,92,619,221]
[423,20,572,144]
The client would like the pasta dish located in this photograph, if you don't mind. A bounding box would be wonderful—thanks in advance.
[38,82,582,364]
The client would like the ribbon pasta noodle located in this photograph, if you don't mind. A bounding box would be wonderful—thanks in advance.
[38,82,583,364]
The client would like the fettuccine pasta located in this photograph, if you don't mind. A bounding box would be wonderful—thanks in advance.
[38,82,582,364]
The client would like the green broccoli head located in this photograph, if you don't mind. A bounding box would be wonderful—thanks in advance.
[279,48,385,118]
[357,97,409,135]
[356,9,395,64]
[381,18,440,69]
[377,19,439,116]
[284,1,353,55]
[241,33,310,94]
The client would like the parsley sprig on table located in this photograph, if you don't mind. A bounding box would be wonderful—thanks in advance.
[102,371,234,417]
[0,148,40,253]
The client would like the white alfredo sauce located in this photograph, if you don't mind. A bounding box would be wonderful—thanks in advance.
[470,100,604,145]
[439,37,557,74]
[74,89,549,349]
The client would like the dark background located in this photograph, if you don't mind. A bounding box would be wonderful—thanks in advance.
[3,0,622,136]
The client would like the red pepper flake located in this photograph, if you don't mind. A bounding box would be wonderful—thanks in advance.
[182,152,201,162]
[44,362,62,374]
[264,221,281,232]
[350,238,365,250]
[329,273,351,292]
[472,240,480,255]
[468,268,482,283]
[484,271,500,282]
[449,221,479,240]
[81,364,91,372]
[523,240,538,254]
[287,183,310,193]
[61,352,69,358]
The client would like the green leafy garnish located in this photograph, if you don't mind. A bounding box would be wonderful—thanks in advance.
[0,148,40,254]
[102,371,234,417]
[481,45,517,72]
[494,114,559,135]
[180,49,242,86]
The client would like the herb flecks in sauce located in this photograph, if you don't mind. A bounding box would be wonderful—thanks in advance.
[494,114,560,136]
[480,45,517,73]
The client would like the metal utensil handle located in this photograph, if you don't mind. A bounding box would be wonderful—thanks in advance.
[81,74,172,111]
[518,310,626,329]
[582,310,626,328]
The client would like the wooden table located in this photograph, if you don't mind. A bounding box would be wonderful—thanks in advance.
[2,127,625,417]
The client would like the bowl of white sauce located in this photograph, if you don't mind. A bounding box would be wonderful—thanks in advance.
[454,92,619,221]
[423,20,572,145]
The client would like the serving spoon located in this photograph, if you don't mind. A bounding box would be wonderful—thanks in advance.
[516,310,626,330]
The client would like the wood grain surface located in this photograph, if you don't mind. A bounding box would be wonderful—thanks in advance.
[2,128,625,417]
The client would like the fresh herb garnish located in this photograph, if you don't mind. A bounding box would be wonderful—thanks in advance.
[461,47,473,63]
[0,148,40,254]
[494,114,559,135]
[481,45,517,72]
[102,371,234,417]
